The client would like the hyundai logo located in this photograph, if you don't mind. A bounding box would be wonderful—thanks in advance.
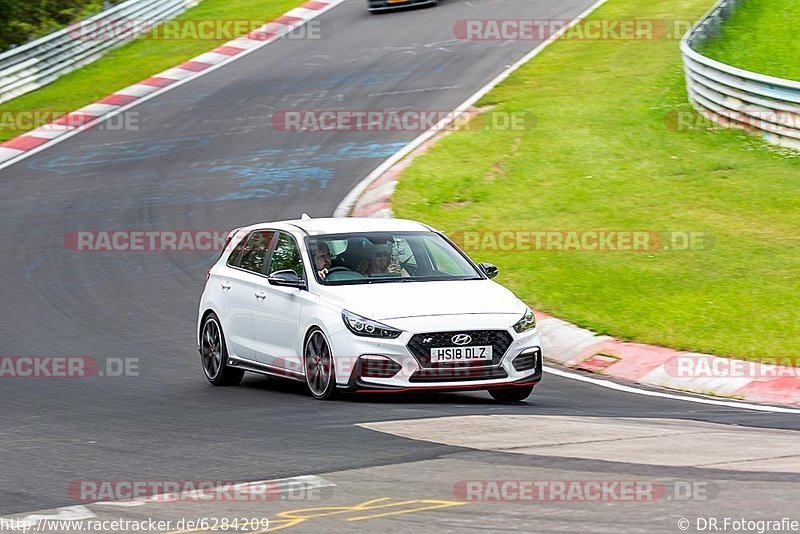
[451,334,472,346]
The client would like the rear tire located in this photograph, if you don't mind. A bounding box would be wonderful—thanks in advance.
[488,384,534,402]
[304,328,338,400]
[200,313,244,386]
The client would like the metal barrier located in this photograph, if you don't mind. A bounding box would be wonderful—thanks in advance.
[0,0,198,104]
[681,0,800,149]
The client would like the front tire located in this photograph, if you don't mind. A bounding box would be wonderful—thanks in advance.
[200,313,244,386]
[488,384,534,402]
[304,328,337,400]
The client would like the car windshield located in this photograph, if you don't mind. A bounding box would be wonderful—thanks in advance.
[306,231,482,285]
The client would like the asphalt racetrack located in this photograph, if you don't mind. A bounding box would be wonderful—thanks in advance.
[0,0,798,531]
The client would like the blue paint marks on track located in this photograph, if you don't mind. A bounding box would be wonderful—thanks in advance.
[20,140,410,207]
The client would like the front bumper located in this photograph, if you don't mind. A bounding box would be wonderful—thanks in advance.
[345,371,541,393]
[368,0,436,11]
[328,314,542,392]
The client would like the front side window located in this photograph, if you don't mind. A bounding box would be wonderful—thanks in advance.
[269,232,305,278]
[427,237,463,275]
[306,232,482,285]
[239,231,275,273]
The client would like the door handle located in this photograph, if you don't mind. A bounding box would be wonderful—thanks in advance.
[220,281,232,291]
[254,291,267,300]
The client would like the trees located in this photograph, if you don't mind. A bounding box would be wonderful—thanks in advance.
[0,0,121,52]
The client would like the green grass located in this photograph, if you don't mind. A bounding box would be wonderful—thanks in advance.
[0,0,305,142]
[392,0,800,361]
[700,0,800,81]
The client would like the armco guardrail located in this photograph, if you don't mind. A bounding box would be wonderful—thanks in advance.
[681,0,800,150]
[0,0,198,105]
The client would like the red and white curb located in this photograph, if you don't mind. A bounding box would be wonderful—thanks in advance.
[336,0,800,408]
[536,313,800,407]
[0,0,344,171]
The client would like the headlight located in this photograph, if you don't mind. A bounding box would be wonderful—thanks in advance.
[342,310,402,339]
[513,308,537,333]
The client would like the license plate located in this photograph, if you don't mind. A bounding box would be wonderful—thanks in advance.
[430,345,493,363]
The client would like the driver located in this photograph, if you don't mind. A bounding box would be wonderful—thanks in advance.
[313,241,332,280]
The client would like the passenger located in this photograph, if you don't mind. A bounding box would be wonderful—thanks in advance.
[358,243,403,277]
[313,242,332,280]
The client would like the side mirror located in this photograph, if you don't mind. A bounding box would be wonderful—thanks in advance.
[479,262,499,279]
[268,269,305,288]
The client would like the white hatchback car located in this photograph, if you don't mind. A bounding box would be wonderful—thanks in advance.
[197,217,542,401]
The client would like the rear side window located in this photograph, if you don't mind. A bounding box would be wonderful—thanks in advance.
[268,233,305,278]
[239,231,276,274]
[226,234,248,267]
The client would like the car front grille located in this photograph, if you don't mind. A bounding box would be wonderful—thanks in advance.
[407,329,514,368]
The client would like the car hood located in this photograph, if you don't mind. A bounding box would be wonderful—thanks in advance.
[319,279,526,321]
